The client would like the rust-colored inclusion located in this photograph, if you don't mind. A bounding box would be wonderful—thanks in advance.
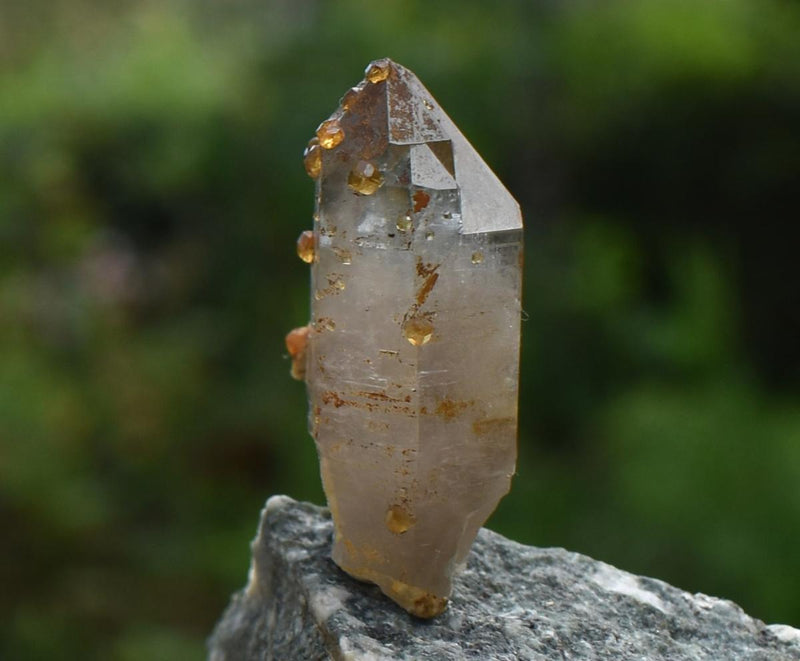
[402,317,434,346]
[385,503,416,534]
[365,59,391,84]
[316,119,344,149]
[303,138,322,179]
[348,161,384,195]
[296,230,316,263]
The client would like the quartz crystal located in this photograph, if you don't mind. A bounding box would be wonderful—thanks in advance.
[293,59,523,618]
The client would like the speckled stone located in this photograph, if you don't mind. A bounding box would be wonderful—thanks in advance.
[208,496,800,660]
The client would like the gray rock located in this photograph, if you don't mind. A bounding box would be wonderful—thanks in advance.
[208,496,800,660]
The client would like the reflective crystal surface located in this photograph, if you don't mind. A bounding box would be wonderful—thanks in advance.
[297,59,523,617]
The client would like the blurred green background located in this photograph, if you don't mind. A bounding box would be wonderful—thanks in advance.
[2,0,799,658]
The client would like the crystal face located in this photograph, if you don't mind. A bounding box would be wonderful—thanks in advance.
[295,59,523,618]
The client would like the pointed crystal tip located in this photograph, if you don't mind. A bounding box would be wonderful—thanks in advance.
[303,58,521,235]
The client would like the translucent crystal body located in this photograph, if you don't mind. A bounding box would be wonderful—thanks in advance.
[299,59,523,618]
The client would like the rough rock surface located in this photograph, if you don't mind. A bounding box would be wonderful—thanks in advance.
[208,496,800,660]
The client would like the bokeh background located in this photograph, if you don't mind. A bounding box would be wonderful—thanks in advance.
[2,0,799,658]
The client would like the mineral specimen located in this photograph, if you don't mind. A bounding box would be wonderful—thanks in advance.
[290,58,523,618]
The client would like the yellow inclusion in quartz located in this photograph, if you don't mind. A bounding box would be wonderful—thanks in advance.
[402,317,434,346]
[365,59,391,83]
[348,161,384,195]
[385,504,416,534]
[396,214,413,233]
[471,251,484,264]
[303,138,322,179]
[333,247,352,264]
[285,325,310,381]
[316,119,345,149]
[296,230,316,263]
[341,87,361,111]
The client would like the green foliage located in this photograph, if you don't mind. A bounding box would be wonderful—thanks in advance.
[1,0,799,657]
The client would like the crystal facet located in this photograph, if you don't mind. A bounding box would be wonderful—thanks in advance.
[294,59,523,618]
